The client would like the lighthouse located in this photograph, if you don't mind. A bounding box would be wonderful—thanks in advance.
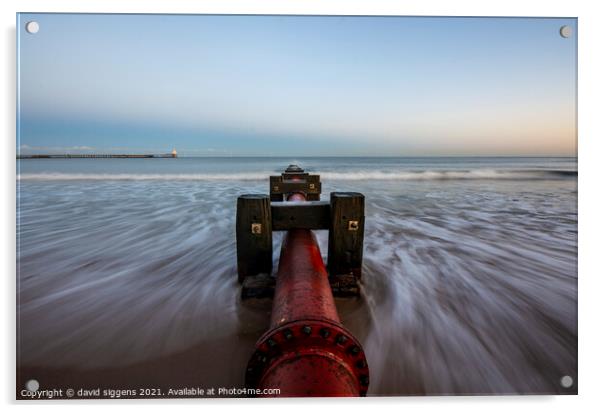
[171,148,177,158]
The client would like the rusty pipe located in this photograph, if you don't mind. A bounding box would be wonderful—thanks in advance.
[245,192,369,396]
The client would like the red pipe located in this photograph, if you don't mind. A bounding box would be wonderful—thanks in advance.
[245,191,369,397]
[286,192,306,201]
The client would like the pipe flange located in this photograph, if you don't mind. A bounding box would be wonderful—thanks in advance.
[245,319,369,396]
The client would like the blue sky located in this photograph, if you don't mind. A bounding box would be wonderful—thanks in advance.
[17,14,577,156]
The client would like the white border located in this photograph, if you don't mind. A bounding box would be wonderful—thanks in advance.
[3,1,601,412]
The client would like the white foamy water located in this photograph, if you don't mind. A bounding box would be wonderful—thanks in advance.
[18,172,273,181]
[18,169,575,182]
[16,157,577,395]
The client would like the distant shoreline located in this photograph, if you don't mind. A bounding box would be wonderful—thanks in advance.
[18,154,176,159]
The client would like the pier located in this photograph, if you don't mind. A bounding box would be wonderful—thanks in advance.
[18,149,178,159]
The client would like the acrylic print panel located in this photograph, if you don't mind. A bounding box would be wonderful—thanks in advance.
[16,13,577,399]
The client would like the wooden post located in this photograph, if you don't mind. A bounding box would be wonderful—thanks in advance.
[236,194,272,283]
[270,176,284,202]
[328,192,365,280]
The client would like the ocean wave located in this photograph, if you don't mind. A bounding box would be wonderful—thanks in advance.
[322,169,576,181]
[17,169,577,182]
[17,172,273,181]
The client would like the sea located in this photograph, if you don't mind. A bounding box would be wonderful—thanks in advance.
[16,156,577,395]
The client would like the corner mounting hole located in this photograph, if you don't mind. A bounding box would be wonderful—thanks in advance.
[26,379,39,391]
[560,375,573,388]
[559,25,572,38]
[26,21,39,34]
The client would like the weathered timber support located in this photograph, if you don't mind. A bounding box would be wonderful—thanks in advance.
[271,201,330,231]
[270,165,321,201]
[237,166,365,299]
[327,192,365,280]
[236,194,272,283]
[269,176,284,202]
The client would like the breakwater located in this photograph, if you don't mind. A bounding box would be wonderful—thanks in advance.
[18,154,175,159]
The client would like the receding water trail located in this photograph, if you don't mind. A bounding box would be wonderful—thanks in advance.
[17,157,577,395]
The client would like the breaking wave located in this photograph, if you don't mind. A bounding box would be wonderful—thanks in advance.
[17,172,273,181]
[17,169,576,182]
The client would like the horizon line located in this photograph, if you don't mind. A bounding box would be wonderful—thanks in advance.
[17,154,577,158]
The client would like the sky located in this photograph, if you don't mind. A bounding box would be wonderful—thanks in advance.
[17,14,577,156]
